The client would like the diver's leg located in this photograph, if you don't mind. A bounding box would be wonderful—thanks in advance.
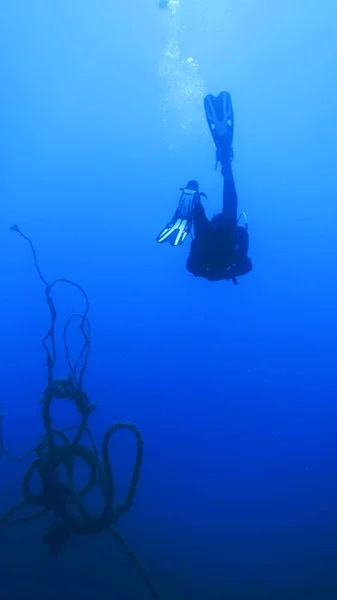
[186,201,211,276]
[204,91,237,222]
[221,157,238,221]
[193,200,212,239]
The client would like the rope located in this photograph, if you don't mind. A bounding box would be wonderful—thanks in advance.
[0,225,164,600]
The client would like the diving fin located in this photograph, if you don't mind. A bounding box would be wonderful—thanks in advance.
[204,91,234,168]
[156,180,205,247]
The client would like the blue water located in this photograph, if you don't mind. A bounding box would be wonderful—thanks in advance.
[1,1,337,598]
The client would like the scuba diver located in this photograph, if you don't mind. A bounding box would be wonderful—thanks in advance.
[156,91,252,284]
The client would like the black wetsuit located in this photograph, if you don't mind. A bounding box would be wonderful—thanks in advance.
[186,158,252,284]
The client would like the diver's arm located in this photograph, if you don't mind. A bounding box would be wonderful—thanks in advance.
[226,256,252,280]
[225,224,252,280]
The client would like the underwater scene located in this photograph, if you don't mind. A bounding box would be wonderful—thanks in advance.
[1,1,337,599]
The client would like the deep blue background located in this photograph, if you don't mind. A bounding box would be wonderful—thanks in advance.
[1,1,337,598]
